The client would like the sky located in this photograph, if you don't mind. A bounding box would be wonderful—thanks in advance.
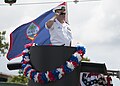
[0,0,120,85]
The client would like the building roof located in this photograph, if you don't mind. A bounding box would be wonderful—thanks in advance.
[0,73,12,78]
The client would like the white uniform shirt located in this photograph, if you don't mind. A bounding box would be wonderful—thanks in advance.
[46,19,72,46]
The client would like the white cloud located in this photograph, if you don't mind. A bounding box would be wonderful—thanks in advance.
[70,0,120,44]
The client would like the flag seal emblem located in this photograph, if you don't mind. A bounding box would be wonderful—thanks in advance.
[26,23,39,40]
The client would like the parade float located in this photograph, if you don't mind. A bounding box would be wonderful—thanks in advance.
[8,43,120,86]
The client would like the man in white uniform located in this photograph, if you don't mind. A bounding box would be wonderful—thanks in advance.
[45,6,72,46]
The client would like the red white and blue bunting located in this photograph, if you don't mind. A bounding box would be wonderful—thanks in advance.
[80,72,113,86]
[21,43,86,84]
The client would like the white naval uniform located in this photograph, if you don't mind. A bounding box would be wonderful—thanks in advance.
[46,19,72,46]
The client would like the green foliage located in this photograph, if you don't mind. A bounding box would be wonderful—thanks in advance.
[81,56,90,61]
[8,75,28,84]
[0,31,9,57]
[8,70,28,85]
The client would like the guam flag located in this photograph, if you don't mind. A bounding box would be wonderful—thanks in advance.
[7,2,67,60]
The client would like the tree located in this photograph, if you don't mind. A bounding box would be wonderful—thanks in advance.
[0,31,9,57]
[8,70,28,85]
[81,56,90,61]
[82,57,90,62]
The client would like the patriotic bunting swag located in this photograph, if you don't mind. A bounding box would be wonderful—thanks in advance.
[80,72,113,86]
[21,43,85,84]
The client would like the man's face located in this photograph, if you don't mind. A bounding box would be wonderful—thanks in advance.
[58,9,66,19]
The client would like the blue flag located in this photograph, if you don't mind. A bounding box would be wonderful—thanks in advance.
[7,2,67,60]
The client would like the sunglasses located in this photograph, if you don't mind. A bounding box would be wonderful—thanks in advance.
[60,13,66,15]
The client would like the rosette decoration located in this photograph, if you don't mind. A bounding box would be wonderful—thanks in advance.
[21,43,86,84]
